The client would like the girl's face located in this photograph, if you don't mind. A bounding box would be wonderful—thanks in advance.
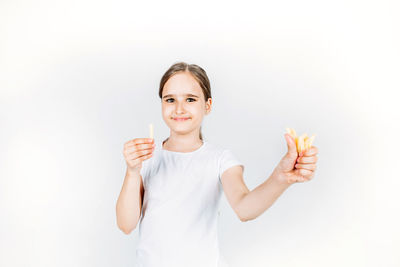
[161,71,211,137]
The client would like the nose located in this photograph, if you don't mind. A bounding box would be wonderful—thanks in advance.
[175,101,185,114]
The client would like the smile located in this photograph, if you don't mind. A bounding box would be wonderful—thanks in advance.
[173,118,190,121]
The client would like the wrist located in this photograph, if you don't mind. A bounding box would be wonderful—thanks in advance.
[126,168,141,177]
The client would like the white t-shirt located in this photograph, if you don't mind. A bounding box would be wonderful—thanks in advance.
[135,139,244,267]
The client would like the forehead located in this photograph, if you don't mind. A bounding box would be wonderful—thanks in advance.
[163,72,202,96]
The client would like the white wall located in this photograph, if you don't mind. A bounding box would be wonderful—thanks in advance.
[1,0,399,266]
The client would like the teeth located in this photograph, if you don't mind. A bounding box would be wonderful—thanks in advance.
[286,127,316,154]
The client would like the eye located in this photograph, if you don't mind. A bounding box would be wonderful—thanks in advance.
[165,98,196,103]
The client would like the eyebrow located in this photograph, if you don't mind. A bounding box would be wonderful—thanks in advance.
[162,94,199,99]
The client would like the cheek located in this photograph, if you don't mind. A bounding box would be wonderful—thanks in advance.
[190,103,203,112]
[162,106,173,114]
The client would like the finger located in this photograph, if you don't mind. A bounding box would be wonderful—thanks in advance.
[126,142,155,152]
[291,176,306,183]
[295,163,317,171]
[126,147,154,157]
[126,138,154,146]
[288,176,300,184]
[297,168,314,179]
[296,155,318,164]
[129,151,153,163]
[304,146,318,156]
[128,147,154,160]
[123,144,153,157]
[125,138,154,148]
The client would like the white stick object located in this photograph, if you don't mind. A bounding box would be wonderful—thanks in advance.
[149,123,154,139]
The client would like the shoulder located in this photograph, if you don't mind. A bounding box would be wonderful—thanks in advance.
[206,142,244,182]
[203,141,228,155]
[205,141,238,156]
[203,141,242,167]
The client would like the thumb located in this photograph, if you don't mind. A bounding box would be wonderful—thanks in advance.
[284,133,298,157]
[275,133,299,174]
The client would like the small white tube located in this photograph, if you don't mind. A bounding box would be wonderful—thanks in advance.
[149,123,154,139]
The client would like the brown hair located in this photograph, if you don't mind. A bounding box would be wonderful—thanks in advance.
[159,62,212,142]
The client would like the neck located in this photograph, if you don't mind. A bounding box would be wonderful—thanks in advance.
[162,136,204,152]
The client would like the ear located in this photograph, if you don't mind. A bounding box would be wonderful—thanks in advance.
[206,98,212,114]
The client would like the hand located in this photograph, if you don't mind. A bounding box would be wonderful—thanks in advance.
[273,133,319,184]
[123,138,155,174]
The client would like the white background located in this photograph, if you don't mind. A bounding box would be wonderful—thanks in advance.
[1,0,399,266]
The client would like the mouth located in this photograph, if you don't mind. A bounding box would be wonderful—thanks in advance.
[173,117,190,121]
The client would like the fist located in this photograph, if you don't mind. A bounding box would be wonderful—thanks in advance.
[123,138,155,173]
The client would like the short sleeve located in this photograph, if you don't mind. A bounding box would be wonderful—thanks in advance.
[218,149,244,183]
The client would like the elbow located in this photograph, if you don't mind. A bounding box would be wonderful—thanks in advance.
[238,207,254,222]
[238,213,251,222]
[240,216,255,222]
[119,225,135,235]
[237,204,251,222]
[239,216,250,222]
[117,219,137,234]
[115,208,139,234]
[236,192,252,222]
[124,228,134,235]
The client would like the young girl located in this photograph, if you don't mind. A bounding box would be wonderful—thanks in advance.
[116,62,319,267]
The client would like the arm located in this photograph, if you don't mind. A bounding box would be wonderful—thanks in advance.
[115,169,145,234]
[236,170,290,222]
[221,166,290,222]
[222,134,319,222]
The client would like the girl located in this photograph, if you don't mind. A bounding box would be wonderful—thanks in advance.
[116,62,319,267]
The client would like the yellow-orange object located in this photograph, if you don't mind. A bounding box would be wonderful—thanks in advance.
[286,127,316,154]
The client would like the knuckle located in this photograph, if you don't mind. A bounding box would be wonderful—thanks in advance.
[126,140,133,146]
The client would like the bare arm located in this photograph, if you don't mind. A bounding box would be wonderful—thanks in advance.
[116,137,154,234]
[222,134,319,222]
[236,170,290,222]
[221,167,290,222]
[116,169,145,234]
